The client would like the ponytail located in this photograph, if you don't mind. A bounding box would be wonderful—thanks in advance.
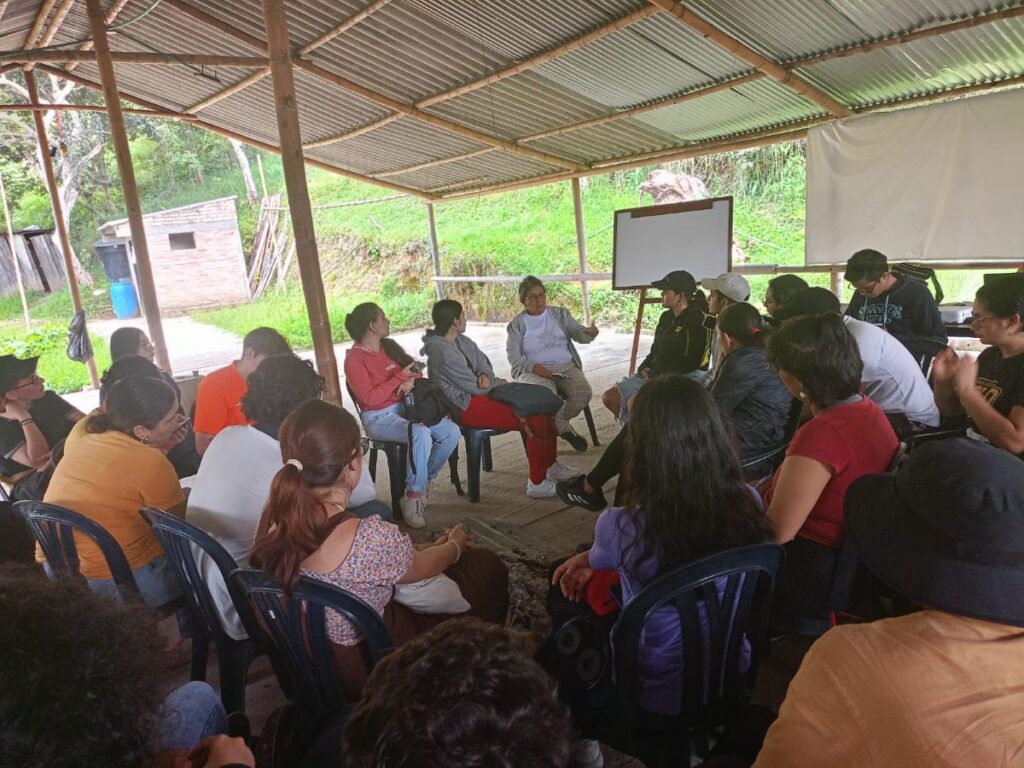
[717,302,767,348]
[427,299,463,337]
[380,337,414,368]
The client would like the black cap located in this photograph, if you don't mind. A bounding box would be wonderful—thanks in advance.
[650,270,696,295]
[772,287,840,322]
[846,438,1024,627]
[0,354,39,395]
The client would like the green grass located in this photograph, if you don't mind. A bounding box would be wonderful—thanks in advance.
[0,323,110,394]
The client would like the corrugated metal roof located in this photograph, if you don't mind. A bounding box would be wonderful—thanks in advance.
[1,0,1023,199]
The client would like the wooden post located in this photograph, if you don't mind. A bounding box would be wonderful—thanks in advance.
[571,178,591,324]
[426,202,443,301]
[260,0,341,404]
[0,173,30,329]
[85,0,171,373]
[23,69,98,387]
[831,267,843,298]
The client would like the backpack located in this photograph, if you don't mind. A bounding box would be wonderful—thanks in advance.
[487,382,563,418]
[401,377,455,427]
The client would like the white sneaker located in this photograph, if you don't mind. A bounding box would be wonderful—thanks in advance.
[399,496,426,528]
[547,461,583,482]
[571,739,604,768]
[527,477,558,498]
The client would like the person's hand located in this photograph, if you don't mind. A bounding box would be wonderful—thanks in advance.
[4,400,30,422]
[585,323,599,337]
[552,551,595,602]
[187,734,255,768]
[401,362,417,377]
[397,378,414,396]
[930,347,960,384]
[446,523,472,549]
[477,373,492,389]
[952,355,979,398]
[531,364,553,380]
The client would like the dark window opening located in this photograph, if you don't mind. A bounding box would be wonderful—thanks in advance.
[169,232,196,250]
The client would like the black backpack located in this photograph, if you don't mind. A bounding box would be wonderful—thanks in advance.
[401,378,455,427]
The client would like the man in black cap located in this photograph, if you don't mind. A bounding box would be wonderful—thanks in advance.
[0,355,83,483]
[600,270,712,422]
[754,438,1024,766]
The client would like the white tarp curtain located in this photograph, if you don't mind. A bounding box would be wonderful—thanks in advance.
[806,88,1024,264]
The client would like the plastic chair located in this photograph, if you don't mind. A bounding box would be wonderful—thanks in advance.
[228,568,393,765]
[740,397,804,475]
[459,426,531,503]
[139,508,263,714]
[16,500,140,601]
[608,543,784,767]
[582,404,600,447]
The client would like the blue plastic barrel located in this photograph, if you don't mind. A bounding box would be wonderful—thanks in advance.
[109,279,140,319]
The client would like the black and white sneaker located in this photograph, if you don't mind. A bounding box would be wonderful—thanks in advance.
[561,430,588,453]
[556,476,608,512]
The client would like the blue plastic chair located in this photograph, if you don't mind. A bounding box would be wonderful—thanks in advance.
[608,543,784,767]
[139,508,263,714]
[16,500,140,601]
[228,568,394,764]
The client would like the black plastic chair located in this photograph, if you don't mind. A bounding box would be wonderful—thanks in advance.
[459,426,533,503]
[228,568,394,765]
[582,404,600,447]
[608,543,784,766]
[16,500,140,601]
[139,508,263,714]
[740,397,804,476]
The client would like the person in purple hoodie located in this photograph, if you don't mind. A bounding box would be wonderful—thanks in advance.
[549,375,772,747]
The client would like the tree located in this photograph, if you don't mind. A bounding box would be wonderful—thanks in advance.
[230,139,259,204]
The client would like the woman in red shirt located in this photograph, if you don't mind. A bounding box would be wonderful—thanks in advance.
[762,313,898,620]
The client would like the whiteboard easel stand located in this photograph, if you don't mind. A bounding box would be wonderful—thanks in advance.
[0,172,31,330]
[628,288,664,375]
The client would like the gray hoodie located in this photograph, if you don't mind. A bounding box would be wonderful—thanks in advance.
[421,332,502,412]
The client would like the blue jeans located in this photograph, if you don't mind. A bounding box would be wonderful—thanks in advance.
[349,499,394,522]
[85,553,182,609]
[360,403,461,494]
[151,681,228,752]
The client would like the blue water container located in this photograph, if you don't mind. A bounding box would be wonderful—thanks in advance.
[110,279,140,319]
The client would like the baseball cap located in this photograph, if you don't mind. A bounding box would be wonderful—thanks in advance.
[0,355,39,396]
[650,270,696,295]
[701,273,750,303]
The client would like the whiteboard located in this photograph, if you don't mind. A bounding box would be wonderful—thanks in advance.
[613,197,732,290]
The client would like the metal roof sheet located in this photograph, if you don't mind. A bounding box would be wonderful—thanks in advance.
[384,149,557,192]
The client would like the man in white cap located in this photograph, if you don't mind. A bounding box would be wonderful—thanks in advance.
[701,273,751,378]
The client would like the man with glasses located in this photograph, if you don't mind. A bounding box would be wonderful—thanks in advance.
[843,249,947,353]
[0,354,83,479]
[186,354,391,641]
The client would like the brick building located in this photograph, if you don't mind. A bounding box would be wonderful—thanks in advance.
[98,196,249,312]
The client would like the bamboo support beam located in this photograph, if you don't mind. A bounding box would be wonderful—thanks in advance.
[67,0,131,72]
[649,0,852,117]
[788,5,1024,70]
[426,203,442,301]
[23,69,98,387]
[297,0,394,55]
[0,173,30,329]
[36,64,432,198]
[0,103,197,119]
[36,0,77,47]
[571,178,591,325]
[23,0,60,49]
[185,68,270,113]
[377,147,496,178]
[0,0,9,26]
[85,0,171,373]
[4,50,270,66]
[260,0,341,405]
[157,0,584,171]
[303,114,400,149]
[415,5,660,109]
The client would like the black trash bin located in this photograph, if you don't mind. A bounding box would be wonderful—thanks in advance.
[94,242,131,282]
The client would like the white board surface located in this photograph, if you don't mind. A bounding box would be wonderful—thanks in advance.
[613,197,732,289]
[806,88,1024,263]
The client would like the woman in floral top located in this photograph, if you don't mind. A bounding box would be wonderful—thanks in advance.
[251,400,508,690]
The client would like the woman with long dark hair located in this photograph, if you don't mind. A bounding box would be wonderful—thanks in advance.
[43,376,187,609]
[550,375,772,721]
[421,299,578,498]
[763,313,899,619]
[251,400,508,694]
[763,274,809,318]
[343,302,460,528]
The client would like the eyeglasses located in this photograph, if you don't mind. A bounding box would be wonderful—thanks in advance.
[970,313,996,324]
[854,280,880,296]
[10,375,42,390]
[525,291,546,301]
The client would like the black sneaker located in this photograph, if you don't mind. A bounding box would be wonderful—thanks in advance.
[561,430,588,453]
[556,476,607,512]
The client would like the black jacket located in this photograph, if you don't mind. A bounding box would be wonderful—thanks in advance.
[709,345,794,456]
[639,306,712,376]
[844,276,947,349]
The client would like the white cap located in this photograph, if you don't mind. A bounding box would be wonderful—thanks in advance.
[701,273,750,303]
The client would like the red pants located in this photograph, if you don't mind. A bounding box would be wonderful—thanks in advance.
[460,394,557,484]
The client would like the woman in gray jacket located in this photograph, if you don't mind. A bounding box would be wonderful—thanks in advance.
[506,276,598,452]
[422,300,580,498]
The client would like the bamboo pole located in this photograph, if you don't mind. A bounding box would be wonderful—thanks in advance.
[0,173,30,329]
[377,147,495,178]
[297,0,395,55]
[0,103,197,119]
[0,0,9,26]
[36,0,77,48]
[35,64,433,199]
[303,114,401,150]
[415,5,661,109]
[570,178,591,324]
[23,69,99,387]
[156,0,583,172]
[186,69,270,113]
[260,0,341,405]
[648,0,852,118]
[23,0,60,49]
[426,203,442,301]
[4,51,270,66]
[67,0,132,72]
[85,0,171,373]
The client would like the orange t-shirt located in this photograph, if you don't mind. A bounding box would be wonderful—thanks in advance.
[193,362,249,436]
[41,429,185,578]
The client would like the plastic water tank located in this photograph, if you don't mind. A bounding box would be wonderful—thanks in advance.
[109,279,140,319]
[94,242,131,281]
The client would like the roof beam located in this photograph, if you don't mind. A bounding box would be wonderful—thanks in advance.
[35,63,433,199]
[0,1,9,26]
[302,114,400,149]
[37,0,76,47]
[67,0,132,72]
[649,0,852,117]
[188,0,395,114]
[23,0,60,49]
[4,50,270,66]
[376,147,496,178]
[0,102,197,119]
[157,0,583,171]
